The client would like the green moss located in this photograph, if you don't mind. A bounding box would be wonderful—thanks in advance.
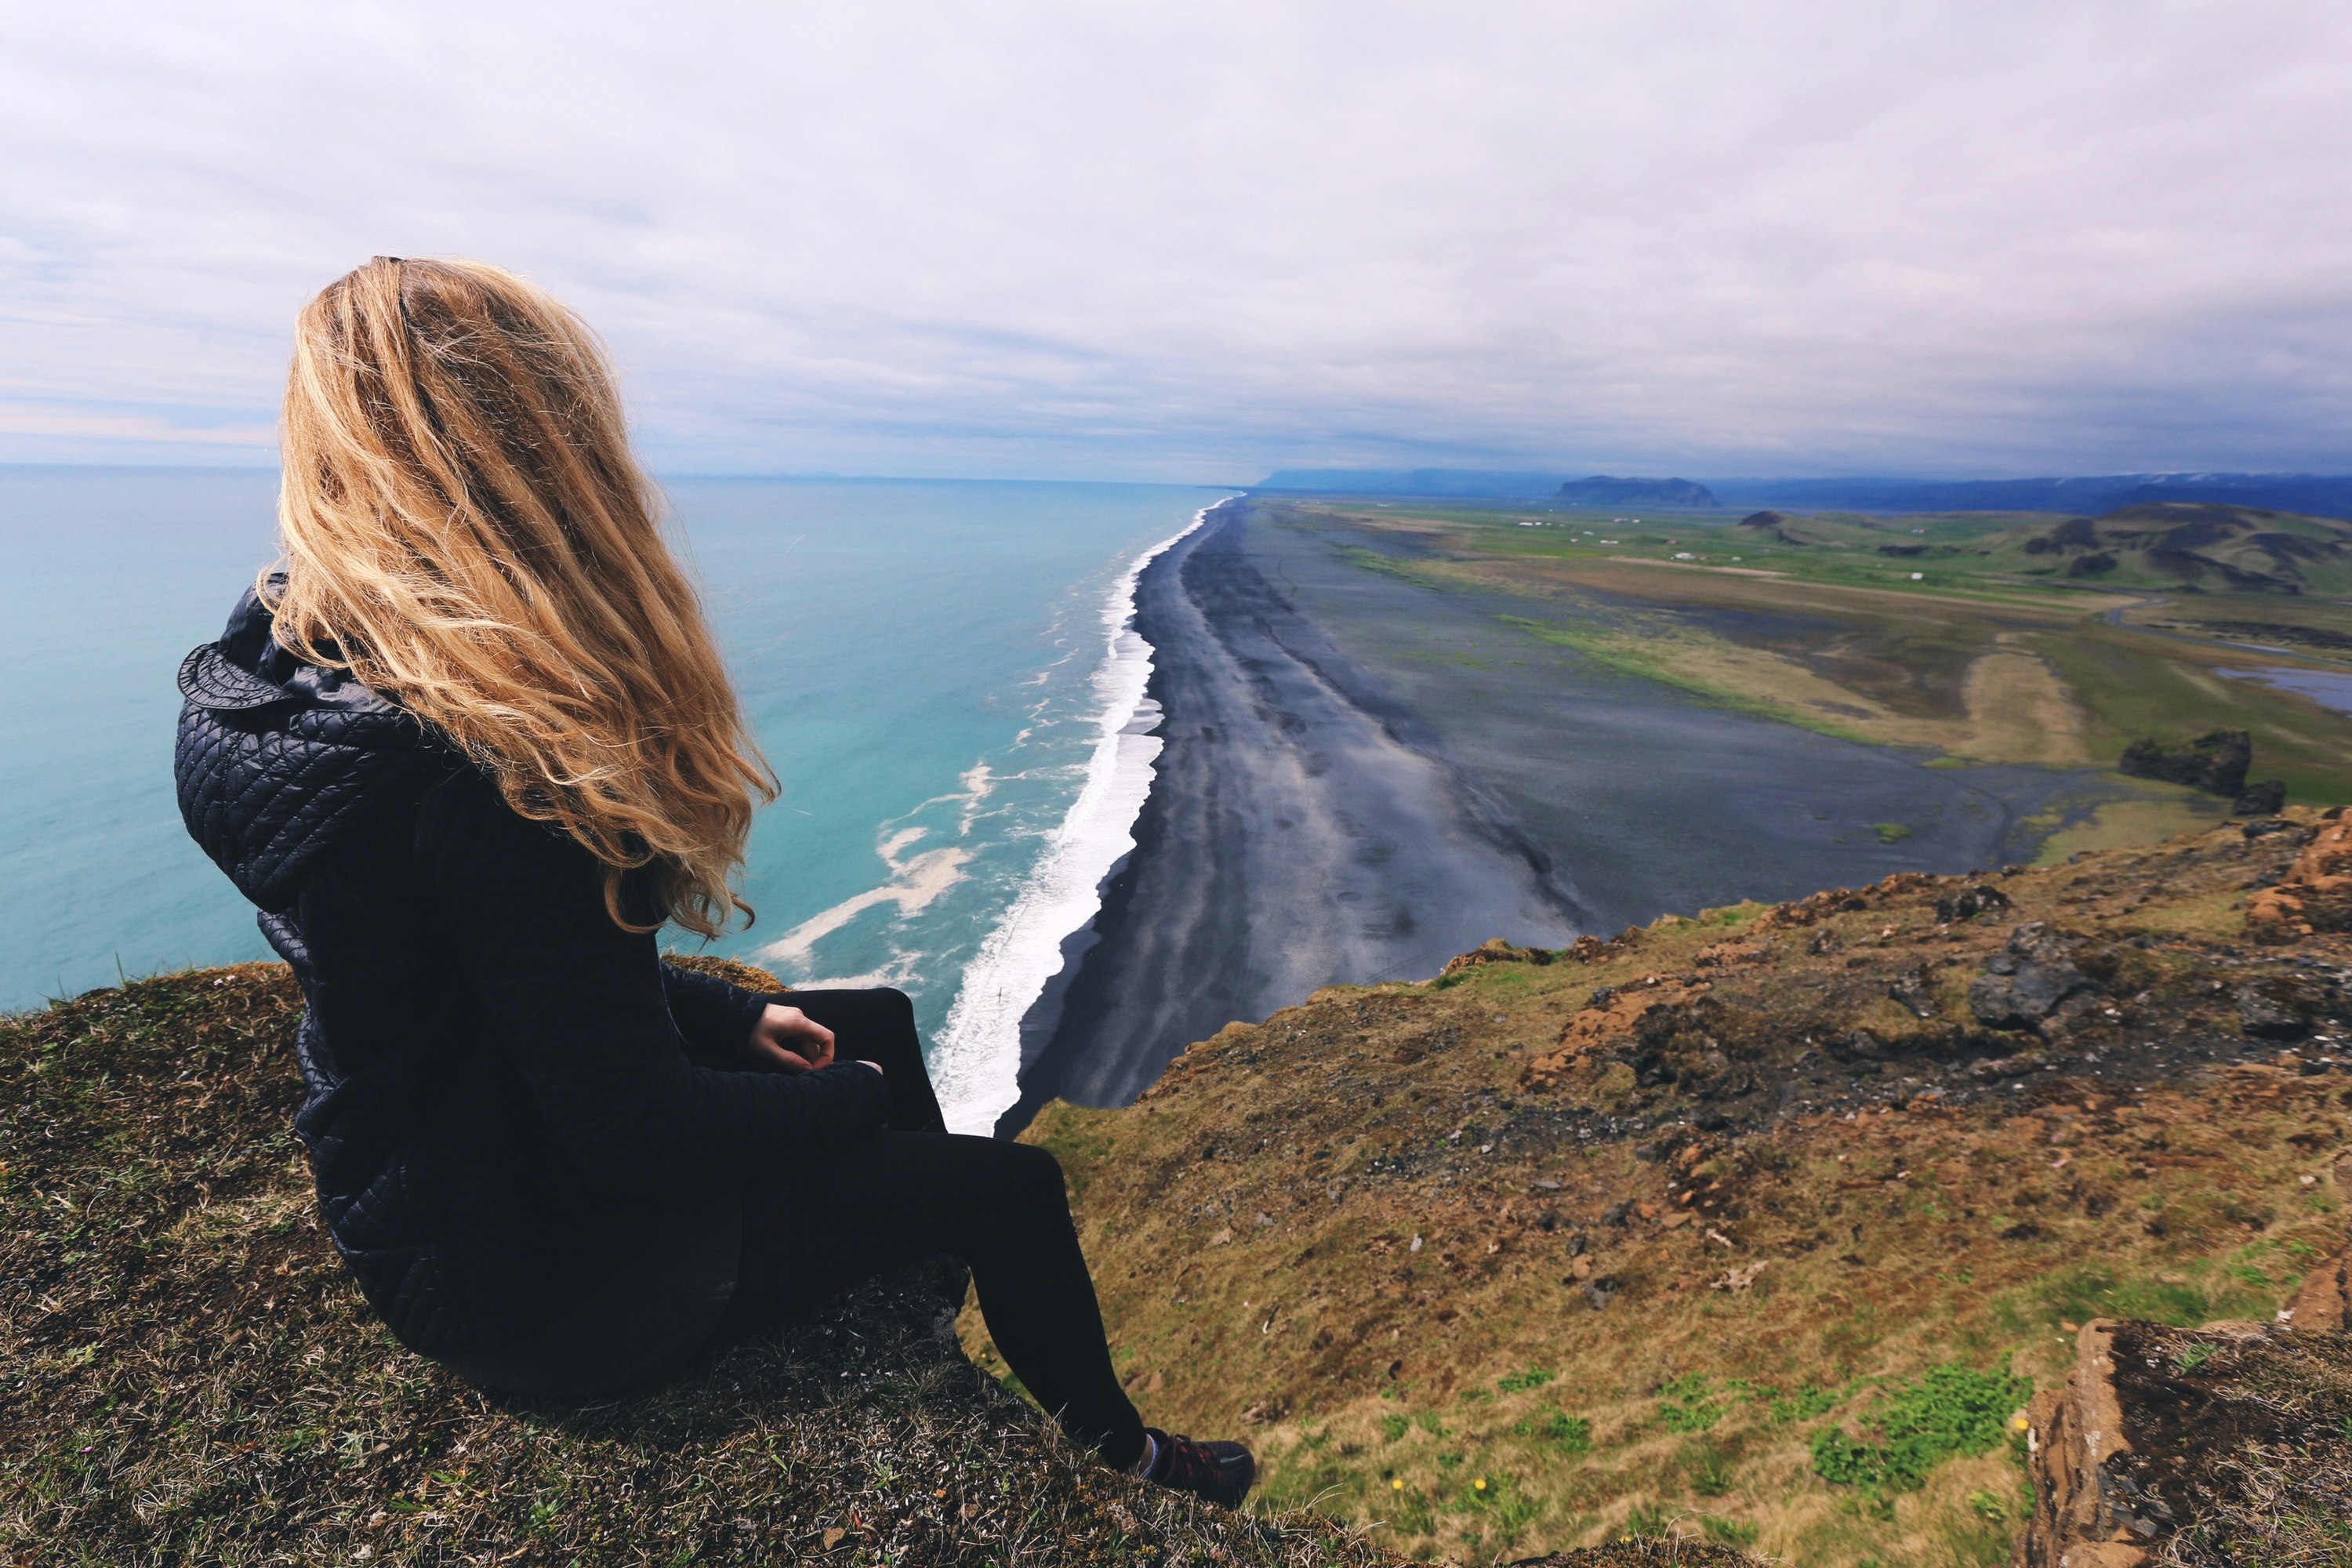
[1992,1260,2277,1334]
[1809,1363,2031,1493]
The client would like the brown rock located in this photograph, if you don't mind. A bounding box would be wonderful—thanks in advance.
[2286,1242,2352,1331]
[1757,887,1871,930]
[1518,975,1711,1091]
[2017,1314,2352,1566]
[2247,815,2352,942]
[2015,1320,2149,1568]
[1440,938,1557,977]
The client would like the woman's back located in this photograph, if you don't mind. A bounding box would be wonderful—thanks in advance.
[178,584,891,1356]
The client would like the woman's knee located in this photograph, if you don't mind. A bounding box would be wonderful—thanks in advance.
[844,987,920,1045]
[956,1136,1068,1213]
[1000,1140,1072,1214]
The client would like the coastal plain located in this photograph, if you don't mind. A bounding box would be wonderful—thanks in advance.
[1272,494,2352,839]
[1014,492,2352,1118]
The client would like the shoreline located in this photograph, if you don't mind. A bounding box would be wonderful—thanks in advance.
[999,500,1589,1129]
[1000,498,2124,1130]
[929,502,1221,1135]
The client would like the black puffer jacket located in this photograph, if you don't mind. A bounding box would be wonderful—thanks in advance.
[174,589,894,1356]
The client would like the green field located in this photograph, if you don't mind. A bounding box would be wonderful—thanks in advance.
[1272,496,2352,838]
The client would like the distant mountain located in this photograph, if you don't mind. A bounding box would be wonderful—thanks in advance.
[1709,472,2352,521]
[1554,474,1719,508]
[1252,467,2352,521]
[1252,468,1567,499]
[2002,501,2352,593]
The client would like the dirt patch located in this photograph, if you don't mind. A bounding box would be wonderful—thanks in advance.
[1956,647,2089,765]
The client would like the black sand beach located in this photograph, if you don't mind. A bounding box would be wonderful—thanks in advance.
[1003,499,2108,1127]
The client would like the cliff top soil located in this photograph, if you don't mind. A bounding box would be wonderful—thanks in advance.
[0,955,1423,1568]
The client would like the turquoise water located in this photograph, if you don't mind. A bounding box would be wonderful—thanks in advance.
[0,468,1213,1123]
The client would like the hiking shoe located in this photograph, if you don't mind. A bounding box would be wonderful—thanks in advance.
[1142,1427,1255,1508]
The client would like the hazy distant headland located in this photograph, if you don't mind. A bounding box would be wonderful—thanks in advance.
[1256,466,2352,521]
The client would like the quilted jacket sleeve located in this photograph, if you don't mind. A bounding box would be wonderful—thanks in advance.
[659,963,774,1069]
[417,773,894,1192]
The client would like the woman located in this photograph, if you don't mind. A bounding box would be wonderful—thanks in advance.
[174,256,1251,1506]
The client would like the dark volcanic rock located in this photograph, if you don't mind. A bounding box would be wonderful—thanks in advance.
[1935,881,2013,924]
[1888,964,1940,1020]
[2232,779,2286,816]
[1969,922,2096,1029]
[2234,977,2321,1040]
[2118,730,2252,799]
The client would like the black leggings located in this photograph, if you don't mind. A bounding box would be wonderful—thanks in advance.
[717,989,1146,1467]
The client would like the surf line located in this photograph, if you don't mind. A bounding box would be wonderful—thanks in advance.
[930,499,1230,1134]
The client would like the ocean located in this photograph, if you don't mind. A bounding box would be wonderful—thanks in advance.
[0,466,1217,1131]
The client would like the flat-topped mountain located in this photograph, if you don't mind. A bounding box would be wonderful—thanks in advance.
[1254,468,1570,499]
[1555,475,1719,509]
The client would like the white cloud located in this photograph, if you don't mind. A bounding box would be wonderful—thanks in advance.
[2,0,2348,477]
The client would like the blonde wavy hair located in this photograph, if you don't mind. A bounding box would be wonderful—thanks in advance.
[270,256,776,937]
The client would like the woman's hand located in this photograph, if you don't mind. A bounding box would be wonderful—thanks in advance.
[747,1004,836,1073]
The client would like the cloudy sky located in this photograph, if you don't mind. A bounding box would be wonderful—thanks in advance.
[3,2,2348,481]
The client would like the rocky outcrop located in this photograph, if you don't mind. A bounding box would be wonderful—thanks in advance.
[2248,809,2352,942]
[2016,1321,2152,1567]
[2016,1254,2352,1567]
[1936,881,2013,924]
[1440,938,1558,978]
[1517,971,1712,1092]
[1969,923,2099,1032]
[2231,779,2286,816]
[2117,730,2251,798]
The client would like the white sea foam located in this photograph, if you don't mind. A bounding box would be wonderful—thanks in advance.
[755,829,974,972]
[930,504,1220,1133]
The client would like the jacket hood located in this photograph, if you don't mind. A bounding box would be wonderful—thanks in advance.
[176,587,430,911]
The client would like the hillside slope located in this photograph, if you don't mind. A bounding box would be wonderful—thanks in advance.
[995,813,2352,1564]
[0,958,1422,1568]
[2002,502,2352,594]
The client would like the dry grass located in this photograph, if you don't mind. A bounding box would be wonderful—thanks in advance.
[978,818,2352,1565]
[2125,1323,2352,1567]
[0,965,1423,1567]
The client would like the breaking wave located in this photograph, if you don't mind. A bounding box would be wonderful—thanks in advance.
[927,505,1215,1133]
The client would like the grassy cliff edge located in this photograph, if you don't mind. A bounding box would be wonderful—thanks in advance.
[988,814,2352,1564]
[0,956,1413,1567]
